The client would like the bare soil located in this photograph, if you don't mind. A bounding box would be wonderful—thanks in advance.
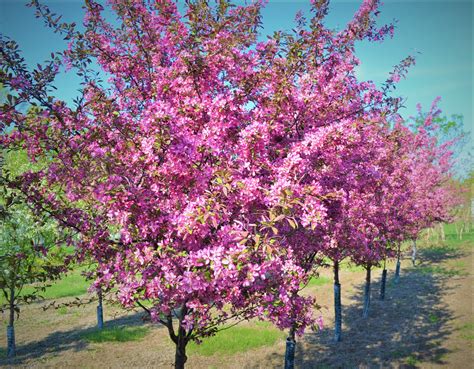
[1,239,472,369]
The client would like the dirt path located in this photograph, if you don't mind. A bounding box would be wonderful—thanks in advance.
[1,238,472,369]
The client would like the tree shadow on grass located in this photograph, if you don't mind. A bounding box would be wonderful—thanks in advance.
[417,238,468,264]
[255,256,459,369]
[295,268,455,368]
[1,310,157,367]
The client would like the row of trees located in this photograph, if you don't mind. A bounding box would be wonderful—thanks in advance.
[0,0,463,368]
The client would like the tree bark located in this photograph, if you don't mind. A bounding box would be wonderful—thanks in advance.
[333,260,342,342]
[7,286,16,358]
[172,305,189,369]
[379,268,387,300]
[284,325,296,369]
[175,340,187,369]
[362,265,371,318]
[411,239,417,267]
[394,254,401,284]
[97,289,104,330]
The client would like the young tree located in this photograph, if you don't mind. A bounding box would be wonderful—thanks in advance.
[1,1,315,367]
[0,151,66,358]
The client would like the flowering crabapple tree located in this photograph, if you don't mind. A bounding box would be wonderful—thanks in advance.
[394,101,461,271]
[0,1,319,367]
[258,0,459,347]
[340,101,460,317]
[253,0,405,346]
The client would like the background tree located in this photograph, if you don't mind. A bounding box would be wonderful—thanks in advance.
[0,150,67,358]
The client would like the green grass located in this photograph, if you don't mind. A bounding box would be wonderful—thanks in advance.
[428,313,440,323]
[406,354,419,366]
[307,276,331,287]
[422,224,474,248]
[443,223,474,242]
[422,244,458,258]
[452,260,467,269]
[81,326,150,343]
[459,322,474,340]
[416,265,467,277]
[188,322,284,357]
[26,268,90,300]
[340,262,365,272]
[0,268,90,305]
[57,306,68,315]
[390,350,405,359]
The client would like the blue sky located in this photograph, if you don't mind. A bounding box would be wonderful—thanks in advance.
[1,0,472,172]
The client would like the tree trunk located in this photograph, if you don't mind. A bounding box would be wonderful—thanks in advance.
[362,265,371,318]
[173,306,189,369]
[411,239,417,267]
[97,289,104,330]
[455,223,461,240]
[7,287,16,358]
[175,340,187,369]
[379,268,387,300]
[284,325,296,369]
[333,260,342,342]
[394,254,401,284]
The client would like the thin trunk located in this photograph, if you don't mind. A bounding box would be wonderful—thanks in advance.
[284,324,296,369]
[379,268,387,300]
[440,223,445,241]
[333,260,342,342]
[362,265,371,318]
[97,289,104,330]
[174,305,189,369]
[455,223,460,240]
[174,322,188,369]
[411,239,417,267]
[395,254,401,284]
[7,286,16,358]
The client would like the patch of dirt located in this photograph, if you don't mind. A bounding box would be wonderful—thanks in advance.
[0,240,472,369]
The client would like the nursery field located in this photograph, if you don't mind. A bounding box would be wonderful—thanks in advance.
[0,227,472,369]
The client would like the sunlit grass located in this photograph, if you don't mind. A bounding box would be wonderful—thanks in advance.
[307,276,332,287]
[82,326,150,343]
[406,354,420,366]
[421,223,474,248]
[188,322,284,356]
[416,265,467,277]
[31,268,90,300]
[459,322,474,340]
[340,262,365,272]
[0,268,90,306]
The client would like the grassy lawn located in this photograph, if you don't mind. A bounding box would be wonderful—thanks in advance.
[0,267,90,305]
[188,322,284,357]
[340,262,366,272]
[307,275,332,287]
[415,265,468,277]
[81,326,150,343]
[459,321,474,341]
